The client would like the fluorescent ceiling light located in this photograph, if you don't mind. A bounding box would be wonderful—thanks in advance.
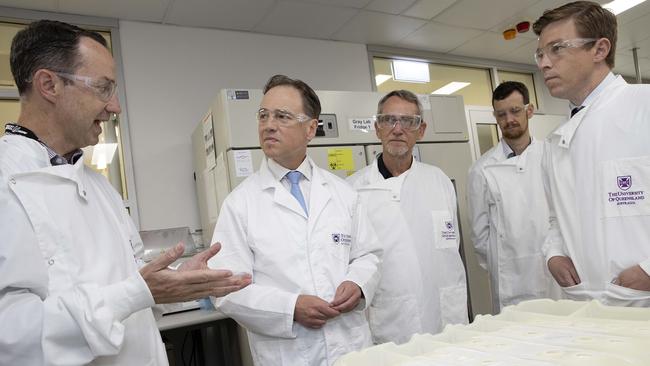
[603,0,646,15]
[432,82,471,95]
[375,74,392,86]
[392,60,430,83]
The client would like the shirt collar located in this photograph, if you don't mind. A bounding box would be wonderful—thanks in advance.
[570,72,616,110]
[266,156,312,182]
[4,123,83,166]
[500,137,532,158]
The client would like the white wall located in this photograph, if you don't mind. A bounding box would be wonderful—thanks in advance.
[118,20,373,231]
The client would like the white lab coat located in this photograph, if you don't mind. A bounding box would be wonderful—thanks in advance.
[209,156,381,366]
[347,158,468,345]
[542,74,650,306]
[0,135,167,365]
[468,139,559,311]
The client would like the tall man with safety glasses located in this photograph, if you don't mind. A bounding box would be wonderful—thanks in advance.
[534,1,650,305]
[468,81,559,313]
[208,75,381,365]
[0,20,250,365]
[347,90,468,344]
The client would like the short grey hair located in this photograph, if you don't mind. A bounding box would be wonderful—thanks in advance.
[377,89,422,115]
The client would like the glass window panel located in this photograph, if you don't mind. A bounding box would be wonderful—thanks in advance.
[476,124,499,155]
[373,57,494,106]
[0,99,21,133]
[497,70,539,108]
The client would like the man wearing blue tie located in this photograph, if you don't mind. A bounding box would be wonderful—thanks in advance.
[207,75,381,366]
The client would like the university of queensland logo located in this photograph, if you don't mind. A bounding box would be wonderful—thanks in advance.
[332,233,341,244]
[445,220,454,231]
[617,175,632,191]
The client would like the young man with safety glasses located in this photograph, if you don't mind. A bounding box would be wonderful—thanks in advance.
[468,81,560,313]
[347,90,468,344]
[534,1,650,305]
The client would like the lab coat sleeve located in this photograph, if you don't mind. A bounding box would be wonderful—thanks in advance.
[540,141,570,261]
[344,196,382,310]
[467,165,489,270]
[210,195,299,339]
[0,183,154,365]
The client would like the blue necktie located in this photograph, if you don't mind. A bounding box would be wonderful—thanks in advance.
[286,171,308,215]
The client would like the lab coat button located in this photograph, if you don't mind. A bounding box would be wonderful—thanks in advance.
[48,259,55,265]
[83,190,87,196]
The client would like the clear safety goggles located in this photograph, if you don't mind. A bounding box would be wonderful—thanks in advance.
[375,114,422,130]
[493,104,529,121]
[55,72,117,102]
[256,108,312,126]
[534,38,597,65]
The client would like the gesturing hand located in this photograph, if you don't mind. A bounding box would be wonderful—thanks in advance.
[140,242,251,304]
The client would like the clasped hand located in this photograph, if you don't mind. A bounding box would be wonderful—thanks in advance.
[293,281,362,329]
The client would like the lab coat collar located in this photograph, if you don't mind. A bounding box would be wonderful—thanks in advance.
[359,157,412,201]
[552,74,626,149]
[485,138,537,172]
[7,135,89,201]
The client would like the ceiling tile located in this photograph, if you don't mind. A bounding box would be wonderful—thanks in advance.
[295,0,373,8]
[434,0,538,31]
[617,12,650,50]
[397,21,482,53]
[0,0,57,12]
[449,30,531,60]
[613,0,650,25]
[500,39,539,65]
[58,0,171,22]
[254,1,358,39]
[364,0,418,15]
[402,0,458,20]
[332,10,426,45]
[165,0,274,31]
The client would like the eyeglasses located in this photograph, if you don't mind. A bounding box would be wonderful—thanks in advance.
[493,104,529,121]
[256,108,312,125]
[375,114,422,130]
[534,38,597,65]
[56,72,117,102]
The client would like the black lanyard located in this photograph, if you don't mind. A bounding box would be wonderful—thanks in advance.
[5,123,41,142]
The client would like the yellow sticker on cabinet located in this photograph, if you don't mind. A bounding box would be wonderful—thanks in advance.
[327,148,354,171]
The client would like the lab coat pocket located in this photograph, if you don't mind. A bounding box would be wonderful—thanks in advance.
[600,156,650,218]
[431,210,457,249]
[498,255,549,306]
[368,294,421,345]
[560,283,591,301]
[605,283,650,307]
[439,284,468,327]
[252,335,305,366]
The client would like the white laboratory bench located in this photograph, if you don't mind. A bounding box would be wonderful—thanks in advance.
[157,308,228,331]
